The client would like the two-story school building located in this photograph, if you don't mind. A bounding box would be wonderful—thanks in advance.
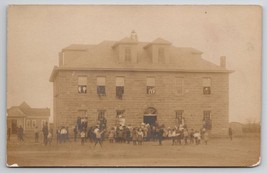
[49,31,233,136]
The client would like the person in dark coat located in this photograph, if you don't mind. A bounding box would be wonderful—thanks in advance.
[158,127,164,145]
[18,126,24,142]
[73,125,78,142]
[42,122,49,145]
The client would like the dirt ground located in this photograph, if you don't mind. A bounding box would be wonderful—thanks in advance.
[6,135,260,167]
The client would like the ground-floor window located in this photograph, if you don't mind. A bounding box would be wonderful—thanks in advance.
[97,110,107,130]
[175,110,185,128]
[26,119,31,129]
[116,110,125,126]
[203,111,212,130]
[32,120,36,128]
[76,110,88,131]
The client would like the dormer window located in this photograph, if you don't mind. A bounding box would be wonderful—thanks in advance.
[158,47,165,63]
[125,47,131,62]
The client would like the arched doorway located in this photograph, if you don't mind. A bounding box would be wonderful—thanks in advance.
[143,107,157,125]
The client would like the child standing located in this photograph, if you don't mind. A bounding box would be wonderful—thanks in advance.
[204,131,209,145]
[80,130,86,145]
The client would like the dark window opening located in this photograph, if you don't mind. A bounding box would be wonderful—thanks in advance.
[78,85,87,94]
[97,86,106,96]
[116,86,124,99]
[203,87,211,95]
[203,111,212,130]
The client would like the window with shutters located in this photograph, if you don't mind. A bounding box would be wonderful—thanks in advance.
[78,76,87,94]
[146,77,156,95]
[97,77,106,96]
[116,77,124,99]
[176,77,184,95]
[202,78,211,95]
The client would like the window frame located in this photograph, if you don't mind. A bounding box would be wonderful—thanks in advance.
[77,76,88,94]
[97,77,106,96]
[116,77,125,99]
[26,119,31,129]
[97,110,106,120]
[32,120,36,128]
[202,77,212,95]
[203,110,212,130]
[158,47,165,63]
[125,47,132,62]
[146,77,156,95]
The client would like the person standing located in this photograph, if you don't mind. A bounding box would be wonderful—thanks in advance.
[94,128,104,148]
[42,122,49,145]
[137,128,144,145]
[73,125,78,142]
[34,126,39,143]
[183,128,189,145]
[47,130,53,145]
[158,127,164,146]
[18,126,24,142]
[203,131,209,145]
[228,127,233,141]
[80,130,86,145]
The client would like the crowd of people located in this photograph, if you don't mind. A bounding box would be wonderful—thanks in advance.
[10,118,234,148]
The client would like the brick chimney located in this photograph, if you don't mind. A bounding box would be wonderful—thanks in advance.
[220,56,226,68]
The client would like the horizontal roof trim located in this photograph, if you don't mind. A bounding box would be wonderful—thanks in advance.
[49,66,234,82]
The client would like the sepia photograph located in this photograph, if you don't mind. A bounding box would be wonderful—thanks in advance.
[6,5,261,167]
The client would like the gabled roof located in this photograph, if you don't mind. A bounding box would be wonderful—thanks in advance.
[7,107,26,118]
[144,38,171,48]
[112,37,138,48]
[7,102,50,118]
[50,36,233,82]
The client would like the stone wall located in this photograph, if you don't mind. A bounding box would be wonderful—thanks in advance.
[53,70,229,136]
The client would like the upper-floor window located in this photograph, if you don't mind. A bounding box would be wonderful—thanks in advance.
[97,77,106,96]
[146,77,156,95]
[203,111,212,130]
[176,77,184,95]
[202,78,211,95]
[158,47,165,63]
[116,77,124,99]
[78,76,87,94]
[125,47,131,62]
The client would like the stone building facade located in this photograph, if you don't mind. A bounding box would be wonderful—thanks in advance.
[50,32,233,136]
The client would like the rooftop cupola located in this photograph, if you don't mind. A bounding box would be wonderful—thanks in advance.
[131,30,138,41]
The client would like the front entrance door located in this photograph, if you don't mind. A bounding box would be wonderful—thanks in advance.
[11,120,17,134]
[143,115,157,125]
[143,107,158,126]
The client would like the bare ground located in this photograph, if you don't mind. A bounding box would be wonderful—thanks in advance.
[6,135,260,167]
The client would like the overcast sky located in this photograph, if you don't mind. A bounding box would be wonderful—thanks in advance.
[7,5,261,123]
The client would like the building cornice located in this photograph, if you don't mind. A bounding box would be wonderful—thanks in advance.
[49,66,234,82]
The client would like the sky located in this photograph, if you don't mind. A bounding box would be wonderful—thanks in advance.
[7,5,261,123]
